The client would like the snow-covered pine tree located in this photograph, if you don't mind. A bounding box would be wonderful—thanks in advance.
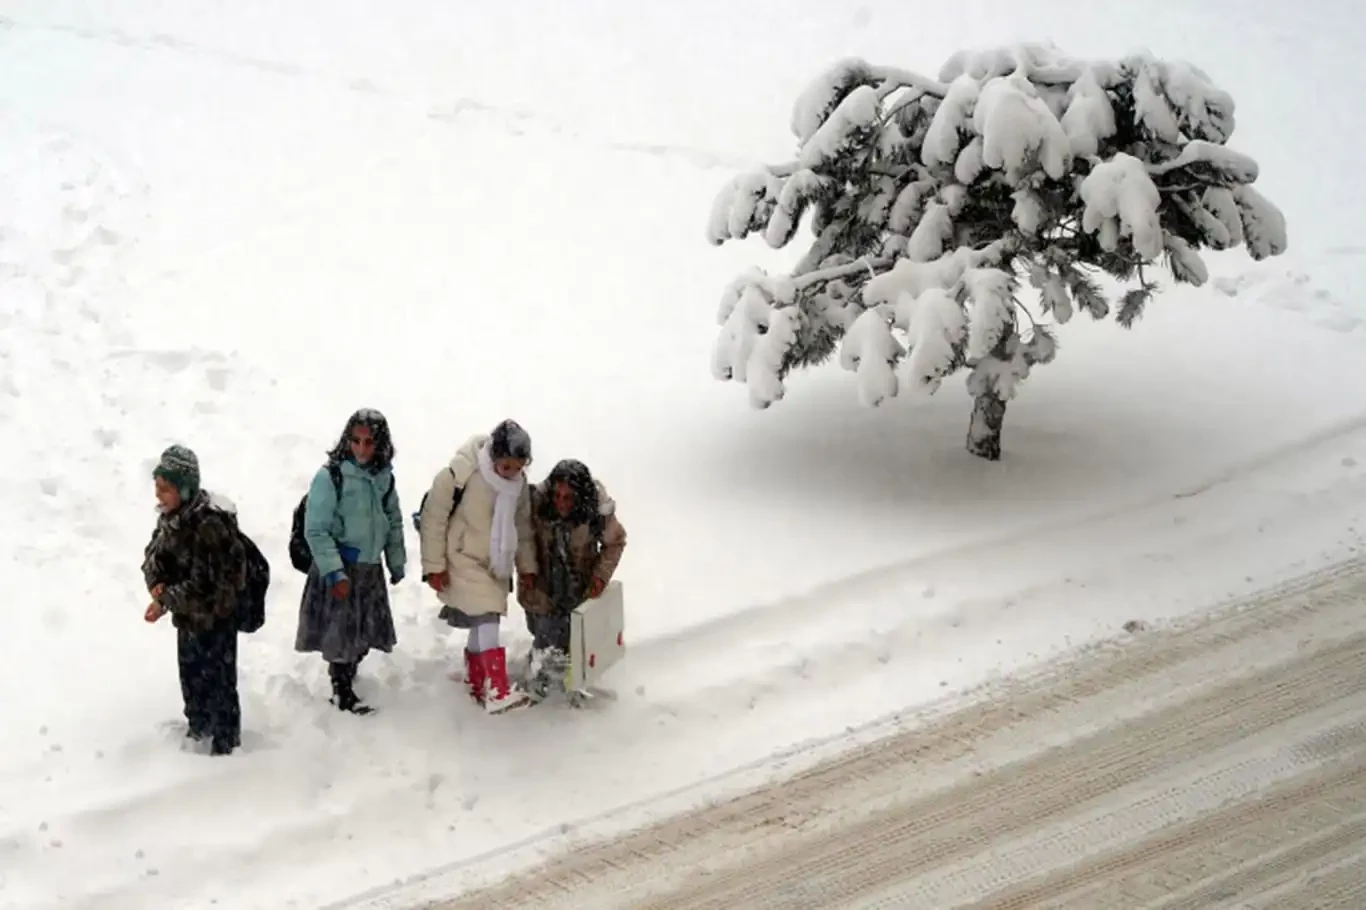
[707,44,1287,460]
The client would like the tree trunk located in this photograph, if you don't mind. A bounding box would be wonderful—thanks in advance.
[966,389,1006,461]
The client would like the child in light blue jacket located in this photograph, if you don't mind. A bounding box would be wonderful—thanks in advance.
[295,408,406,714]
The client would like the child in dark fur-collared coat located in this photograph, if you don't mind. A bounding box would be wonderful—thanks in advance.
[142,445,247,756]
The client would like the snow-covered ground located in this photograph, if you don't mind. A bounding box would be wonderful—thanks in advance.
[1,2,1363,908]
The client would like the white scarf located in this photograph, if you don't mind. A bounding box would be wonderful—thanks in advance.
[476,442,524,579]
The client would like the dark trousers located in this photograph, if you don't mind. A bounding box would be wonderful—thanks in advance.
[527,611,572,652]
[177,622,240,753]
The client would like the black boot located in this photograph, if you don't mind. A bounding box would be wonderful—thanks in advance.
[209,736,237,756]
[328,661,373,715]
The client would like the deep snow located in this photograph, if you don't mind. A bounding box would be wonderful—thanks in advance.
[1,2,1364,908]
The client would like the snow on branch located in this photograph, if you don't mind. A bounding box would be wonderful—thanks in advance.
[961,268,1018,361]
[1079,153,1163,259]
[1148,139,1258,183]
[765,169,834,248]
[839,307,904,406]
[707,43,1287,411]
[1232,185,1288,260]
[972,72,1072,182]
[792,256,892,292]
[1061,68,1116,157]
[799,86,882,171]
[791,58,949,145]
[902,288,969,396]
[921,76,980,169]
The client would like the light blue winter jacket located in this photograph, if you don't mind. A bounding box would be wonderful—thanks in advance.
[303,458,407,581]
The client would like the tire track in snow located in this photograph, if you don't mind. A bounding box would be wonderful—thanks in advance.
[353,556,1366,909]
[1153,815,1366,909]
[1247,855,1366,910]
[987,792,1366,908]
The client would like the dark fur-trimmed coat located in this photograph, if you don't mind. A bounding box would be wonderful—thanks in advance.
[518,479,626,615]
[142,491,247,631]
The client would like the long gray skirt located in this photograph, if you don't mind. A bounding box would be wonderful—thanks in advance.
[295,563,397,663]
[437,604,499,629]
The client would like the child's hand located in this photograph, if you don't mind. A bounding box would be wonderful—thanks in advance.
[144,601,166,623]
[588,577,606,598]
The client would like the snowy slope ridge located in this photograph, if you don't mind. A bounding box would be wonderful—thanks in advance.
[2,1,1366,908]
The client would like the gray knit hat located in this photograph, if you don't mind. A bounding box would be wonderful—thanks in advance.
[153,444,200,499]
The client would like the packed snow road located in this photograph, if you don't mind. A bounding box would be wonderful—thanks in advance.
[389,558,1366,909]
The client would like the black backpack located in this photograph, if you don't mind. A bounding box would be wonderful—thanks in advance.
[288,464,395,574]
[237,530,271,633]
[204,496,271,635]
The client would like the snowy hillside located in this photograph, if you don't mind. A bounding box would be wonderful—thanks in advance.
[1,1,1365,908]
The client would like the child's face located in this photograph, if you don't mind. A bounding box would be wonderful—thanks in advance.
[552,481,575,518]
[494,456,526,480]
[155,476,181,513]
[349,424,376,464]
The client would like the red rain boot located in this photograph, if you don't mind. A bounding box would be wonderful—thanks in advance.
[463,649,486,706]
[478,647,529,714]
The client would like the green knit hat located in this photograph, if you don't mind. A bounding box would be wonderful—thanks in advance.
[153,444,201,500]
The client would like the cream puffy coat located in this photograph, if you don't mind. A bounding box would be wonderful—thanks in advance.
[418,434,536,617]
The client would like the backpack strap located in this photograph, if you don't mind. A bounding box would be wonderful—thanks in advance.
[418,465,463,575]
[443,467,462,515]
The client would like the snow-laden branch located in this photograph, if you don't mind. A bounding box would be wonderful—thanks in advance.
[790,58,950,145]
[793,256,893,290]
[1148,140,1258,182]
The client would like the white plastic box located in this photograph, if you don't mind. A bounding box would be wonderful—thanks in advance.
[566,580,625,691]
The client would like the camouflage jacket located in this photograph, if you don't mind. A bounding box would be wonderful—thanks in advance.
[142,491,247,631]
